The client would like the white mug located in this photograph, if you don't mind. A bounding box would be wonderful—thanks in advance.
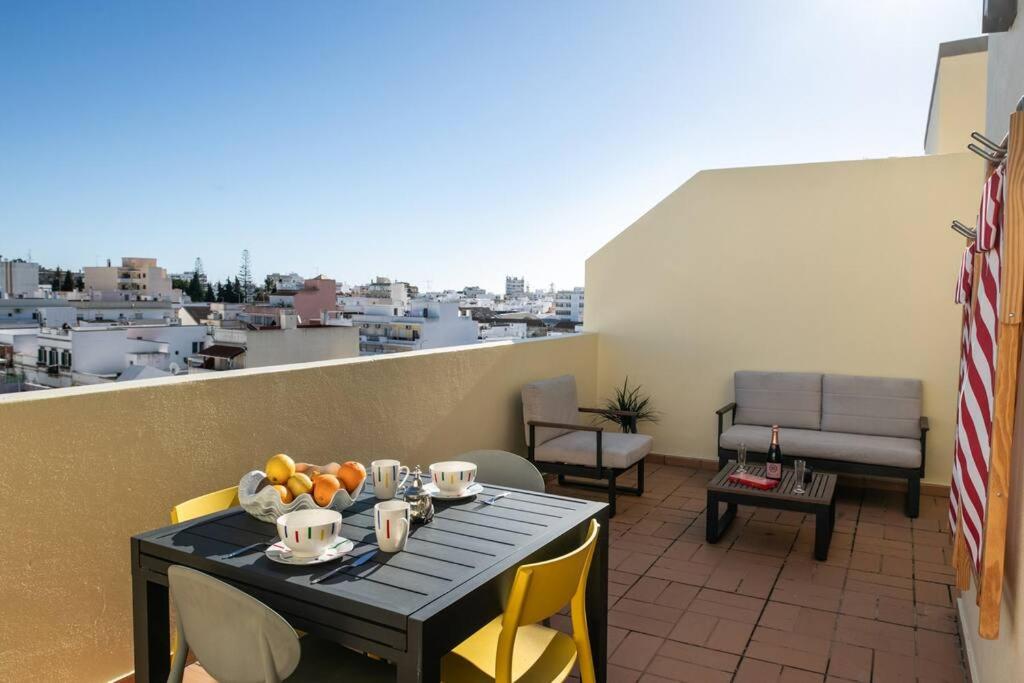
[374,500,411,553]
[371,459,411,500]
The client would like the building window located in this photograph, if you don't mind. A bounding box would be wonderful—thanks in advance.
[37,348,45,364]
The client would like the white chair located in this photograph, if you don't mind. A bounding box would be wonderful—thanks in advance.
[168,565,394,682]
[456,449,546,492]
[522,375,652,516]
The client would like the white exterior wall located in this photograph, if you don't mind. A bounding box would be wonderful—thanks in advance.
[244,326,359,368]
[126,326,209,373]
[0,260,40,298]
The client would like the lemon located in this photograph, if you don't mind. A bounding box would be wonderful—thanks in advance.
[266,453,296,485]
[286,472,314,499]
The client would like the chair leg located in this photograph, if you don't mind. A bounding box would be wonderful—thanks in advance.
[906,475,921,518]
[608,471,617,518]
[636,458,645,495]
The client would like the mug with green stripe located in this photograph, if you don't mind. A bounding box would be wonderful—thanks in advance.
[276,508,343,558]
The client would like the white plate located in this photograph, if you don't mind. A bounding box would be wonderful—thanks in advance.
[265,538,355,566]
[423,482,484,500]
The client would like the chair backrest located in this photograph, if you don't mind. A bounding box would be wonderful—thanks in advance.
[171,486,240,524]
[495,519,600,683]
[522,375,579,446]
[168,565,300,683]
[456,450,545,492]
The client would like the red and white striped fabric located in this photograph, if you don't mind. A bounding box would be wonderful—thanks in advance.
[951,164,1006,570]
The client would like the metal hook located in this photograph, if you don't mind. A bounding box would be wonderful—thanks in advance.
[971,131,1008,154]
[952,220,977,240]
[968,143,1006,162]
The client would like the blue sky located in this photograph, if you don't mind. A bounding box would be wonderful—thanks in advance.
[0,1,980,291]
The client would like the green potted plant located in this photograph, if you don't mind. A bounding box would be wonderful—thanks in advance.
[602,377,658,433]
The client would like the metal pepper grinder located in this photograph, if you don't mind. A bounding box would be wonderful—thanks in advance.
[404,466,434,524]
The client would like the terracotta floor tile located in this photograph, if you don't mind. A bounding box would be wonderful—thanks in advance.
[610,631,666,671]
[545,466,966,683]
[826,643,873,682]
[734,657,783,683]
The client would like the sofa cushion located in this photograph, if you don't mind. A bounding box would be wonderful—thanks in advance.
[522,375,579,446]
[734,371,823,430]
[535,431,653,470]
[821,374,922,439]
[720,424,921,469]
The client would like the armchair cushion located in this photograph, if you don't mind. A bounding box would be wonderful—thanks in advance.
[522,375,580,446]
[535,431,653,470]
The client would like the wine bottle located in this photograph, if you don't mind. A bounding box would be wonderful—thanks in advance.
[766,425,782,480]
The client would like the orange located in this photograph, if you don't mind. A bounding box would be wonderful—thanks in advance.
[312,474,342,507]
[338,461,366,494]
[266,453,296,485]
[271,484,293,504]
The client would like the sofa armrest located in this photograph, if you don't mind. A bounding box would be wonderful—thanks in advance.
[715,402,737,417]
[920,416,930,433]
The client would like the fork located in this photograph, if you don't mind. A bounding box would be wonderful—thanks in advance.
[223,537,278,559]
[482,491,510,505]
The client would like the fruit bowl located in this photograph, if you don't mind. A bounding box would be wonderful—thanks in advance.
[238,468,365,524]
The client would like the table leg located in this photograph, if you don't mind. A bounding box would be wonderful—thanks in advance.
[587,509,610,683]
[132,568,169,683]
[815,507,831,561]
[705,494,736,543]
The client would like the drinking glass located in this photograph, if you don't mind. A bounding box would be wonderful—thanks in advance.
[793,459,806,494]
[736,443,747,473]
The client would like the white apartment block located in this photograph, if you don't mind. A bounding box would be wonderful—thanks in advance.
[267,272,306,292]
[505,276,525,298]
[329,299,477,355]
[83,257,174,302]
[0,259,41,298]
[3,323,211,388]
[554,287,585,323]
[187,319,358,372]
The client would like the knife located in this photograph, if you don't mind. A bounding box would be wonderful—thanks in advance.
[310,549,378,584]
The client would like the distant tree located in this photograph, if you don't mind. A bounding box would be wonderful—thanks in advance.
[61,270,74,292]
[264,275,277,294]
[220,279,234,303]
[51,267,62,290]
[204,283,216,302]
[172,277,190,291]
[75,274,84,290]
[232,277,242,304]
[187,271,203,301]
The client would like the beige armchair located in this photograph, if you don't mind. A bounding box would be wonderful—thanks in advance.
[522,375,652,516]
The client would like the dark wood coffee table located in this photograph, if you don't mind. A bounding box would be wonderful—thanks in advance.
[706,462,837,560]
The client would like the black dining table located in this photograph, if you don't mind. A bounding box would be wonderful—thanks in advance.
[131,480,609,682]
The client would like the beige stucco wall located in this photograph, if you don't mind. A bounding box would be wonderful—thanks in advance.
[585,153,982,486]
[925,50,988,155]
[0,334,597,682]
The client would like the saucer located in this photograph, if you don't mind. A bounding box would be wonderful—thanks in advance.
[423,482,484,500]
[266,538,354,565]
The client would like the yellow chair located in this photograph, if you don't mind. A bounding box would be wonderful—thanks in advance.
[171,486,240,524]
[169,485,240,665]
[441,519,600,683]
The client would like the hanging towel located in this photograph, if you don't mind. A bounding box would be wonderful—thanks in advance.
[949,244,974,534]
[952,163,1006,571]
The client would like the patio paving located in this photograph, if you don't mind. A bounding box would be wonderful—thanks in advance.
[548,460,964,683]
[177,460,963,682]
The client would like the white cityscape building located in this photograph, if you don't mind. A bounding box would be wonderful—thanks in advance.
[83,257,176,302]
[505,276,525,298]
[267,271,306,293]
[0,258,42,298]
[554,287,585,323]
[329,297,477,354]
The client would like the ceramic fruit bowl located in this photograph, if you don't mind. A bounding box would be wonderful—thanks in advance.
[238,468,365,524]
